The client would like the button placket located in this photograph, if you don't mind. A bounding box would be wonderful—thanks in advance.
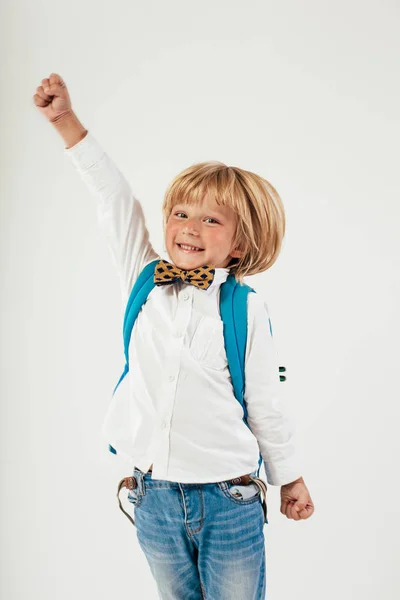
[167,286,192,346]
[155,285,194,476]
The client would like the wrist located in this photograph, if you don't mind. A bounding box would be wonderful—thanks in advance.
[281,476,304,488]
[50,110,87,149]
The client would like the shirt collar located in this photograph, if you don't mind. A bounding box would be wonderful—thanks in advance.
[207,266,230,290]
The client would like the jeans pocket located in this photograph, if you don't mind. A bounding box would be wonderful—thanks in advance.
[218,480,261,505]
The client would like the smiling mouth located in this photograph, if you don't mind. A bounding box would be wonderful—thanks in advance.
[177,243,204,252]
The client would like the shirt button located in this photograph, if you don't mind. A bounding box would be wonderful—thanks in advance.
[182,293,189,301]
[168,375,175,382]
[162,421,168,430]
[175,331,183,338]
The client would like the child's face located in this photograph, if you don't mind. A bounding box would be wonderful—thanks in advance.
[165,193,242,270]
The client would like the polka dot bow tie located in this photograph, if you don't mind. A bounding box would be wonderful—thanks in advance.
[154,259,216,290]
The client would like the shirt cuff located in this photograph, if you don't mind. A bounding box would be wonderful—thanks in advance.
[263,459,304,487]
[63,130,105,172]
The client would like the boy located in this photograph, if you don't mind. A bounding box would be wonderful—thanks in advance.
[34,73,314,600]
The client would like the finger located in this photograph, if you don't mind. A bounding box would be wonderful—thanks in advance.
[306,504,315,518]
[48,72,66,89]
[280,497,291,515]
[290,500,304,520]
[291,505,301,520]
[33,93,48,107]
[36,86,51,100]
[293,501,306,514]
[298,504,314,520]
[280,500,288,515]
[49,72,63,83]
[43,83,60,96]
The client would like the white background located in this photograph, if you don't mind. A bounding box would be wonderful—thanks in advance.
[1,1,399,598]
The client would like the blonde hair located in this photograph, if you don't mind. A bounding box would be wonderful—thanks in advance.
[162,161,286,284]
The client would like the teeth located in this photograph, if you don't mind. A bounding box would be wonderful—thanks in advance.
[179,244,202,251]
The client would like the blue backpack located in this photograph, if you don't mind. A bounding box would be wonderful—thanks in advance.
[109,258,286,478]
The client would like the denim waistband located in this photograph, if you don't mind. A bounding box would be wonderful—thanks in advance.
[134,466,260,488]
[118,466,268,528]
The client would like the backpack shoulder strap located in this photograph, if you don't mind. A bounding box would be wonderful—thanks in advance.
[220,275,263,474]
[112,259,158,397]
[109,259,159,455]
[219,275,255,415]
[122,259,159,364]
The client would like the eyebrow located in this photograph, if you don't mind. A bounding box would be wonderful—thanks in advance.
[173,205,225,219]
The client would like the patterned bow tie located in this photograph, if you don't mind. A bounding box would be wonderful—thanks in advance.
[154,259,216,290]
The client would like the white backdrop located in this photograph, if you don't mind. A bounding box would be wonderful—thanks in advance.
[1,1,399,598]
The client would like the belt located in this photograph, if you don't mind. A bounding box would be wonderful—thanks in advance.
[117,471,268,528]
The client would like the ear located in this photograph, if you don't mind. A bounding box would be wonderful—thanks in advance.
[230,248,243,259]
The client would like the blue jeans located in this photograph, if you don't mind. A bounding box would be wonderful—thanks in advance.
[124,467,268,599]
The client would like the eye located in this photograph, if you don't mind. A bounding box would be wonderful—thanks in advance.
[173,212,219,224]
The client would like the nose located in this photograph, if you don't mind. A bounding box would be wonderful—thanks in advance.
[181,218,200,236]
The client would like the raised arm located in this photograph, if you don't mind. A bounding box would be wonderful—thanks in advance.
[33,73,159,304]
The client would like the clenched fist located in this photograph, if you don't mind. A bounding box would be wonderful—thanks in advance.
[32,73,73,123]
[280,477,315,520]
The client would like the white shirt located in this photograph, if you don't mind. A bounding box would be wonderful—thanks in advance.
[64,132,303,486]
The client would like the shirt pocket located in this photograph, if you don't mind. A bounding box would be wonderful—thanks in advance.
[189,315,228,371]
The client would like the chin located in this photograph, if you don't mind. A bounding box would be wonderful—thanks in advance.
[176,259,206,270]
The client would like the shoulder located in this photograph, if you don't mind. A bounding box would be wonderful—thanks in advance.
[246,290,273,338]
[246,289,270,317]
[127,257,161,298]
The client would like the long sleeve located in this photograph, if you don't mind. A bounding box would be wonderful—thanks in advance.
[244,292,303,486]
[64,132,159,305]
